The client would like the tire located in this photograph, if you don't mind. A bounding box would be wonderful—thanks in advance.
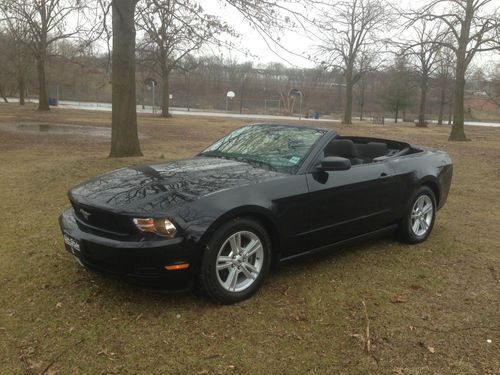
[398,186,436,244]
[199,217,272,304]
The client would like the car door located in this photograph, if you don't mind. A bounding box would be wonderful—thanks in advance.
[299,160,401,251]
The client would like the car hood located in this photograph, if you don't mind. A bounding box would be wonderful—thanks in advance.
[69,157,287,214]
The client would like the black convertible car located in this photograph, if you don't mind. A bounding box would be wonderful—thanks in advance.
[59,124,453,303]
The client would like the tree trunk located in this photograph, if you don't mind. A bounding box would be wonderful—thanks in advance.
[110,0,142,157]
[343,67,353,124]
[161,73,171,117]
[36,56,49,111]
[449,63,467,141]
[186,73,191,112]
[0,85,8,103]
[449,0,472,141]
[437,87,445,125]
[141,84,145,109]
[19,79,26,105]
[394,102,399,123]
[359,81,365,121]
[417,77,428,127]
[448,95,453,125]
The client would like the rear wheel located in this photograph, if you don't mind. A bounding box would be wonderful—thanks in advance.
[200,218,271,304]
[398,186,436,244]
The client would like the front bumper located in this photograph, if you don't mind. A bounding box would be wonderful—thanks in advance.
[58,208,199,291]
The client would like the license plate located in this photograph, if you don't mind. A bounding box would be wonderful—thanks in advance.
[63,233,81,254]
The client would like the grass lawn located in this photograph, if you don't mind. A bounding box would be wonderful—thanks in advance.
[0,103,499,374]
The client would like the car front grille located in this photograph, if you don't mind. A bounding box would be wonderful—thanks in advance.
[71,201,134,235]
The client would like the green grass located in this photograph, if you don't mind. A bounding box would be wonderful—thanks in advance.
[0,104,499,374]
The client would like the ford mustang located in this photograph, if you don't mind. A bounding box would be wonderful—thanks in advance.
[59,124,453,303]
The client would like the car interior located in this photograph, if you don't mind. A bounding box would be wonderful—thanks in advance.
[323,137,420,165]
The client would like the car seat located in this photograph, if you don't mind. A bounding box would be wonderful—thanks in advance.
[324,139,363,165]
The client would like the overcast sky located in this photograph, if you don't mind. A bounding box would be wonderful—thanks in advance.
[200,0,314,67]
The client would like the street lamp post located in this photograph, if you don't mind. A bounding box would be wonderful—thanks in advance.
[144,78,157,114]
[226,91,235,112]
[289,88,303,119]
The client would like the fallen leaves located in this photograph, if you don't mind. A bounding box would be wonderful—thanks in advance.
[288,314,307,322]
[390,295,408,303]
[418,341,436,354]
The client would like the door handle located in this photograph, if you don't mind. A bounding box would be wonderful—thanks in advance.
[379,172,392,180]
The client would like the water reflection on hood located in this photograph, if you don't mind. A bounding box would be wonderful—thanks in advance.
[69,157,287,213]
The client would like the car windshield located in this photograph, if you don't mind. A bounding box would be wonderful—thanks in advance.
[199,125,325,174]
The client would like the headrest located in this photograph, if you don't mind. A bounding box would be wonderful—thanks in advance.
[325,139,358,158]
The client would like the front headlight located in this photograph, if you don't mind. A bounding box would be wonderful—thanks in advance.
[133,218,177,238]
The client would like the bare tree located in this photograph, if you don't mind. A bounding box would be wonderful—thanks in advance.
[177,55,199,112]
[416,0,500,140]
[435,47,455,125]
[381,54,413,123]
[1,0,92,111]
[480,63,500,107]
[315,0,392,124]
[401,19,444,127]
[0,32,10,102]
[354,49,377,121]
[137,0,232,117]
[0,20,34,105]
[0,55,9,102]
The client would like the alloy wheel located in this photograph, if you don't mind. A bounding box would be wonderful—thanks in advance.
[411,195,434,237]
[216,231,264,292]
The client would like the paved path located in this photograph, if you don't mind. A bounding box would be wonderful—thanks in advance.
[60,101,340,123]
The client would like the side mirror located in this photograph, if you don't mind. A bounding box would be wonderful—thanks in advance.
[318,156,351,171]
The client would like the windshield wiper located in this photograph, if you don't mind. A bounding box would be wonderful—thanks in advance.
[233,156,277,171]
[199,150,233,159]
[200,151,277,171]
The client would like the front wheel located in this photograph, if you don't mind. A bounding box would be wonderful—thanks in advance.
[199,218,271,304]
[398,186,436,244]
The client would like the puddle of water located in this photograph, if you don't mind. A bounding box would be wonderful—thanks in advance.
[12,123,112,138]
